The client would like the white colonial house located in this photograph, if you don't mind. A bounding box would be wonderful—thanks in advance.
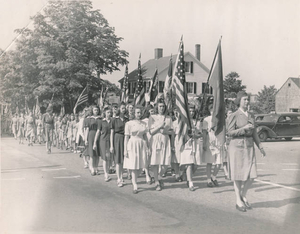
[118,45,212,100]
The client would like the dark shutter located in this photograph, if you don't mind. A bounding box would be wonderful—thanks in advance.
[190,61,193,73]
[194,82,197,94]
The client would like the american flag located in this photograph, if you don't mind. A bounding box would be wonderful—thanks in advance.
[149,68,158,103]
[163,56,173,113]
[121,64,129,104]
[134,54,145,106]
[173,37,191,149]
[73,86,88,114]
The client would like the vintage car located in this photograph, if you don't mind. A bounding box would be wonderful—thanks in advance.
[254,112,300,141]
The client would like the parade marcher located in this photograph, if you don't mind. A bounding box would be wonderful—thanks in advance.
[85,106,101,176]
[61,116,68,150]
[174,105,202,191]
[36,115,43,144]
[223,110,233,180]
[12,114,18,139]
[141,104,155,185]
[67,114,76,152]
[110,102,128,187]
[171,107,182,182]
[203,103,222,187]
[25,111,36,146]
[124,105,149,194]
[94,106,112,182]
[42,104,54,153]
[17,113,25,144]
[55,116,63,149]
[125,102,135,180]
[52,113,58,147]
[79,108,90,168]
[149,99,173,191]
[227,91,266,212]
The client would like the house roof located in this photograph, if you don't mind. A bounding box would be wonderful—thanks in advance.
[290,77,300,89]
[276,77,300,95]
[119,52,210,83]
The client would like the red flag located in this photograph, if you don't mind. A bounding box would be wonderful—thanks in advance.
[134,54,145,106]
[173,37,191,149]
[208,39,226,145]
[121,65,129,104]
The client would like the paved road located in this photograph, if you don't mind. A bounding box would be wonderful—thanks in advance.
[1,137,300,234]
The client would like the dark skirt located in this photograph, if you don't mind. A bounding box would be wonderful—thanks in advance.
[45,125,53,142]
[84,130,99,157]
[114,133,124,164]
[99,138,111,161]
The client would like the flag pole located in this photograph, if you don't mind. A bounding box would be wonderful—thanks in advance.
[206,36,222,83]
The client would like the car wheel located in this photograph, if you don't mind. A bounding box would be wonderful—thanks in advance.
[285,137,292,141]
[258,131,268,142]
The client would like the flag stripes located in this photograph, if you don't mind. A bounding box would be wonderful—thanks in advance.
[163,56,173,112]
[134,54,145,106]
[73,86,88,114]
[149,68,158,103]
[173,38,191,149]
[121,65,129,104]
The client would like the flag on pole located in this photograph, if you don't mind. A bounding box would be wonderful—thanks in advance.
[134,54,145,106]
[35,96,41,116]
[149,68,158,103]
[73,86,88,114]
[207,38,226,145]
[60,106,65,117]
[121,65,129,104]
[16,106,19,115]
[163,56,173,112]
[173,37,191,150]
[99,86,109,109]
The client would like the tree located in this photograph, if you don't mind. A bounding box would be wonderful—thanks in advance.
[0,0,128,113]
[223,72,246,98]
[251,85,277,114]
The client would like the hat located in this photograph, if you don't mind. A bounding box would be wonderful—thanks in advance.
[234,91,248,106]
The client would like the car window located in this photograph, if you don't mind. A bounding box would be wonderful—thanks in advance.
[278,116,292,123]
[291,116,300,122]
[256,116,264,121]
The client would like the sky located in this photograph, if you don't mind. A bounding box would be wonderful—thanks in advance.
[1,0,299,94]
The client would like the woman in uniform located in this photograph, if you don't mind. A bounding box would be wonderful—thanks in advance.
[227,91,266,212]
[85,106,101,176]
[12,113,18,139]
[17,113,25,144]
[110,102,128,187]
[42,104,54,154]
[94,106,112,182]
[124,105,149,194]
[149,99,173,191]
[36,115,43,144]
[26,111,36,146]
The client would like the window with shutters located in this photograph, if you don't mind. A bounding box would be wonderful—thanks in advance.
[159,81,165,93]
[202,82,212,94]
[186,82,197,94]
[129,82,137,94]
[185,61,194,74]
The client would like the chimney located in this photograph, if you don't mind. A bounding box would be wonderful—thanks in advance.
[154,48,163,59]
[195,44,201,61]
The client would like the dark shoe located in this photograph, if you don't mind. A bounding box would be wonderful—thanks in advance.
[236,204,247,212]
[241,196,253,210]
[141,170,146,175]
[156,184,162,191]
[186,181,189,188]
[133,189,138,194]
[127,174,132,180]
[159,180,164,188]
[207,181,214,187]
[189,186,196,192]
[91,172,96,176]
[175,176,182,182]
[211,178,219,186]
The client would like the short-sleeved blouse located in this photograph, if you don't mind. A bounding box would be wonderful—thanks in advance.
[98,119,111,141]
[111,116,128,135]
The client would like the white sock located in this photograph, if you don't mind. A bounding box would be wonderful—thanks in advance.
[189,181,194,187]
[212,176,216,181]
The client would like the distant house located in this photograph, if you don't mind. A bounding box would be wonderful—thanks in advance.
[275,77,300,112]
[118,45,211,101]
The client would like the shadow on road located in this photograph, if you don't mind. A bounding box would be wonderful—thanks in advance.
[252,196,300,208]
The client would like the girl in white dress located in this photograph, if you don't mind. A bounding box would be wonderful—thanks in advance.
[202,104,222,187]
[175,105,203,191]
[149,99,173,191]
[124,106,149,194]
